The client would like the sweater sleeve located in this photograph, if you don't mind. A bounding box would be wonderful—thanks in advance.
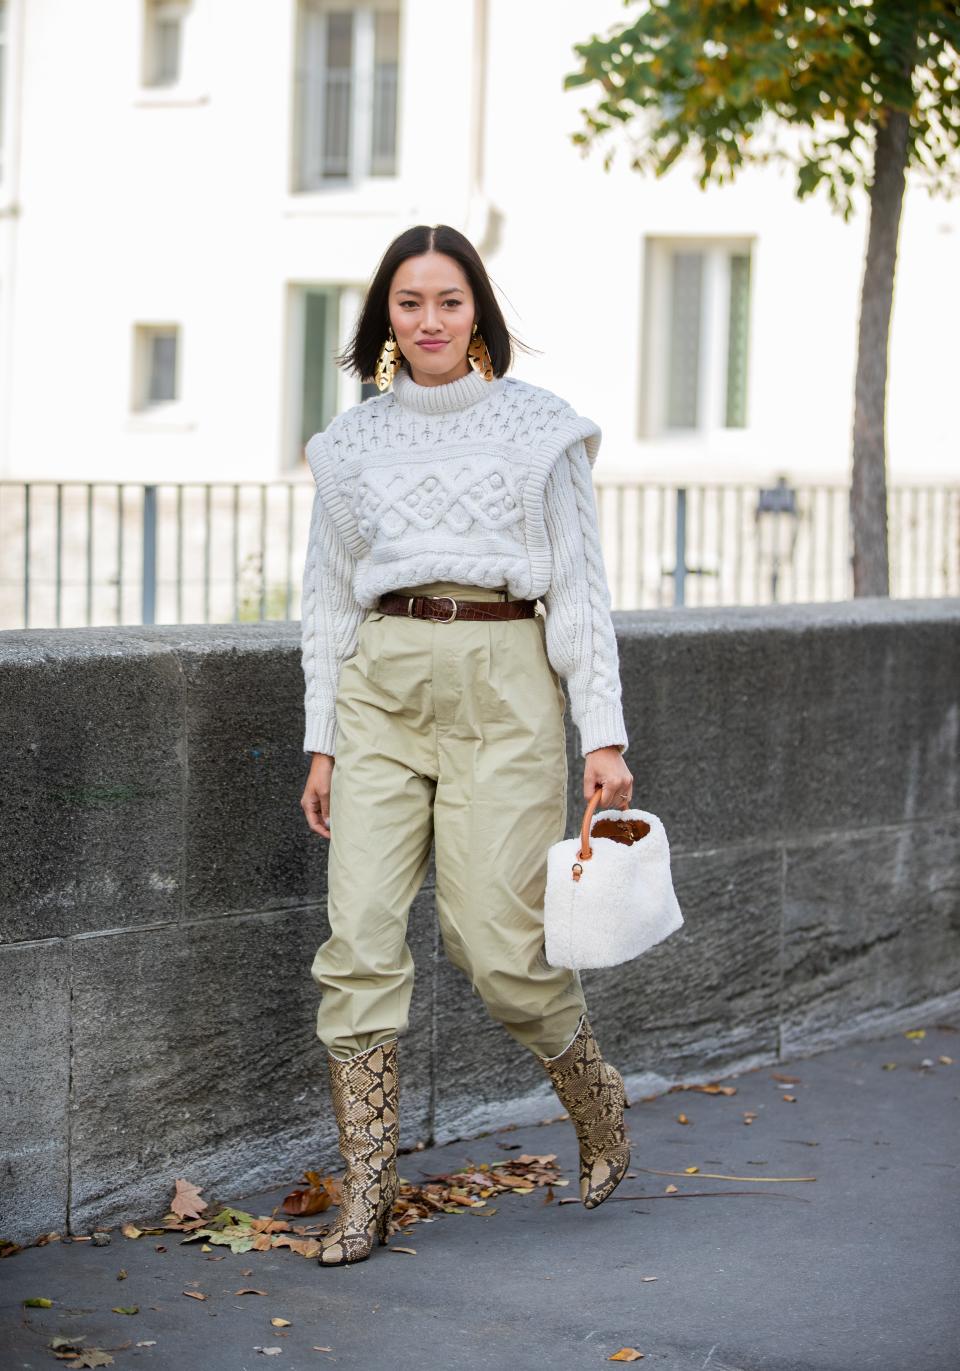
[541,438,629,758]
[300,485,367,756]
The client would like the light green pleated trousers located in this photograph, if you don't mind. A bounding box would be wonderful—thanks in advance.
[312,579,588,1062]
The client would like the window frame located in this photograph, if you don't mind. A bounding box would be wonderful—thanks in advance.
[293,0,401,193]
[131,322,183,414]
[640,235,754,440]
[141,0,191,90]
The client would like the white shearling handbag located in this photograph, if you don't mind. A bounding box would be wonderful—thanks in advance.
[543,788,684,970]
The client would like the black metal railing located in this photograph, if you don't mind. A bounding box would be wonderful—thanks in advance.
[1,478,957,631]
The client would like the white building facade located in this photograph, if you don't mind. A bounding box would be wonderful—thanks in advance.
[0,0,957,488]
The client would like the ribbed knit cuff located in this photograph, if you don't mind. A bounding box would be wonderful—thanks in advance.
[577,699,629,758]
[303,712,338,757]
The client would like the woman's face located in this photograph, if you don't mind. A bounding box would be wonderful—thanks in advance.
[387,251,477,387]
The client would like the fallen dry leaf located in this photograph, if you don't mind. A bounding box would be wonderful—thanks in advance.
[683,1167,699,1175]
[782,1095,797,1103]
[608,1350,644,1362]
[63,1354,114,1369]
[664,1184,678,1194]
[271,1319,291,1328]
[389,1246,417,1255]
[939,1055,953,1065]
[771,1073,801,1083]
[904,1029,926,1039]
[250,1218,295,1235]
[182,1290,207,1301]
[282,1171,338,1216]
[676,1113,690,1125]
[271,1235,323,1259]
[170,1179,207,1221]
[121,1224,141,1240]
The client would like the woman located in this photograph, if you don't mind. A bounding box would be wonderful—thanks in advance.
[300,223,634,1266]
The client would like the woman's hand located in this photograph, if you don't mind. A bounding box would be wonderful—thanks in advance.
[302,752,334,839]
[584,745,633,810]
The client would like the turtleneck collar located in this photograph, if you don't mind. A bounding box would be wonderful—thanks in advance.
[391,364,500,415]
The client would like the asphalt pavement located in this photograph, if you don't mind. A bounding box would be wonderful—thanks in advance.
[2,1022,958,1371]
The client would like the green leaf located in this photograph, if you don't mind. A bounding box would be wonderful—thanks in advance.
[203,1206,256,1230]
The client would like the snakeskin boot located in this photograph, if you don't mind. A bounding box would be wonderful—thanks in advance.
[318,1039,400,1266]
[537,1013,630,1209]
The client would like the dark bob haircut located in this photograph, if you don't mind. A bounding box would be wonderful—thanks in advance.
[334,223,534,382]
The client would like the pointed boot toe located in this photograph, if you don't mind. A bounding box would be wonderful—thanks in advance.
[538,1015,631,1211]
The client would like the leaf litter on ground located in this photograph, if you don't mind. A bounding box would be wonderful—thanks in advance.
[142,1154,566,1261]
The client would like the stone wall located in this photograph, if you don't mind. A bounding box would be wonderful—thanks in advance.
[2,599,958,1244]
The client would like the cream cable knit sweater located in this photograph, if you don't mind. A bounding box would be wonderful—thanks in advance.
[301,364,629,760]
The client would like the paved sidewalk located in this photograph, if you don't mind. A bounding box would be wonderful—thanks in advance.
[2,1023,958,1371]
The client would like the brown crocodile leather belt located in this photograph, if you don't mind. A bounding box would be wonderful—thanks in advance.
[377,592,538,623]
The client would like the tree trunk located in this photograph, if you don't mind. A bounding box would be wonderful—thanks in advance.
[850,104,910,597]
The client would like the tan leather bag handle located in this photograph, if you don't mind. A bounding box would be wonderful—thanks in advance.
[571,789,605,882]
[571,789,651,883]
[578,788,605,862]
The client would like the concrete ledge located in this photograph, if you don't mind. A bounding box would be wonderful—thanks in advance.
[1,599,959,1243]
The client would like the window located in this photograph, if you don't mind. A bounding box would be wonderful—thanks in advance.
[294,2,400,190]
[293,287,341,460]
[133,325,181,410]
[0,1,7,182]
[641,238,753,437]
[142,0,190,88]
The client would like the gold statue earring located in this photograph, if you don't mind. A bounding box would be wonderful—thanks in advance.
[375,324,402,392]
[466,322,494,381]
